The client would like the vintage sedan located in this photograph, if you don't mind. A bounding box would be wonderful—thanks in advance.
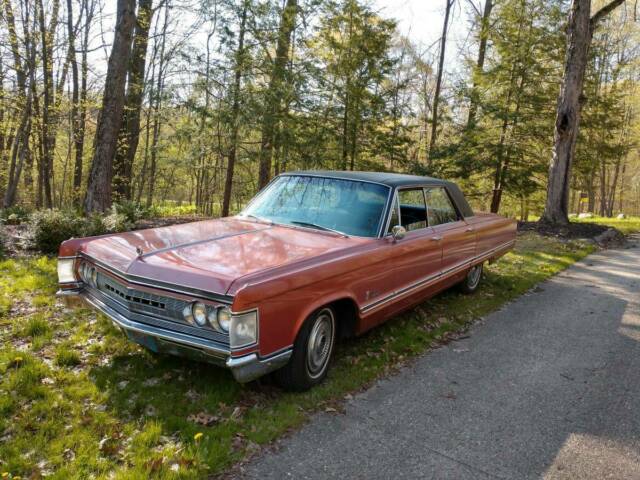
[57,172,516,390]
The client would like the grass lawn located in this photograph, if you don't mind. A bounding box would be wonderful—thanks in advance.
[572,215,640,235]
[0,232,605,479]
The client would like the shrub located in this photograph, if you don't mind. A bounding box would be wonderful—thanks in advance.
[28,210,87,254]
[112,201,150,223]
[103,211,134,233]
[28,209,136,254]
[0,205,32,225]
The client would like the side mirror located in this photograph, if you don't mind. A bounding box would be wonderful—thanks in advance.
[391,225,406,242]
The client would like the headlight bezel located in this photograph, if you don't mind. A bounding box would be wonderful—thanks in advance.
[57,257,78,284]
[228,309,258,349]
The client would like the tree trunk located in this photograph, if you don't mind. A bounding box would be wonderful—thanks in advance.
[428,0,453,161]
[84,0,136,213]
[146,2,169,208]
[113,0,154,201]
[73,0,95,203]
[66,0,80,203]
[466,0,493,128]
[36,0,60,209]
[540,0,626,226]
[257,0,297,189]
[221,1,248,217]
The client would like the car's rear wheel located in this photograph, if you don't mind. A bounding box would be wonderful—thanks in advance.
[460,263,483,294]
[274,306,336,391]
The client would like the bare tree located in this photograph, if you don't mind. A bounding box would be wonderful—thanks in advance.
[466,0,493,128]
[83,0,137,213]
[221,0,248,217]
[428,0,454,161]
[540,0,626,226]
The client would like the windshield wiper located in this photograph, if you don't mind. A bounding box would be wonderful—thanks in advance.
[290,221,349,237]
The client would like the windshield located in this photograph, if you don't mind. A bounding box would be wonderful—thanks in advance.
[242,175,390,237]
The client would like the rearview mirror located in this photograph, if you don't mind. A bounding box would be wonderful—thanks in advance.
[391,225,406,242]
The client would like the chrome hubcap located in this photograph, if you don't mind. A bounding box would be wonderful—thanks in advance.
[468,264,482,288]
[306,309,335,378]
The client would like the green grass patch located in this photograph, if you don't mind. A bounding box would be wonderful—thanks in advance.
[20,315,52,338]
[54,343,82,367]
[572,215,640,235]
[0,233,595,479]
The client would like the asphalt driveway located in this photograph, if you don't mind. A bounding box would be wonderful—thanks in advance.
[242,236,640,479]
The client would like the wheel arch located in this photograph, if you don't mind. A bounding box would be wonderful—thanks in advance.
[292,294,360,344]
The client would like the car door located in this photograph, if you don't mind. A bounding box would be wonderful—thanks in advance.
[425,186,476,277]
[360,187,443,324]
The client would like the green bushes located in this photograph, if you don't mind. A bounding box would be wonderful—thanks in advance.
[0,205,32,225]
[27,209,134,255]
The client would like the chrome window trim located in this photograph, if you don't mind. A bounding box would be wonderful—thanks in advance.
[360,239,515,313]
[78,253,234,305]
[394,186,430,233]
[381,182,468,238]
[424,185,464,226]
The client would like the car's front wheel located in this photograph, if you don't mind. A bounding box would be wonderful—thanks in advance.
[460,263,483,294]
[274,306,336,391]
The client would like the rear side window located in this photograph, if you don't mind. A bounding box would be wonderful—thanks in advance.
[398,189,427,231]
[425,187,458,226]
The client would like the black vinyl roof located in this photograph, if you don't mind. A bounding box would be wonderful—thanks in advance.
[282,170,474,217]
[284,170,449,188]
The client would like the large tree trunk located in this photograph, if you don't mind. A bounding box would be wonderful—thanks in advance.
[540,0,625,226]
[257,0,297,189]
[428,0,453,161]
[84,0,136,213]
[466,0,493,128]
[221,1,248,217]
[113,0,154,201]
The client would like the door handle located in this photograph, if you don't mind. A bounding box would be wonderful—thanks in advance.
[466,227,475,232]
[430,236,443,241]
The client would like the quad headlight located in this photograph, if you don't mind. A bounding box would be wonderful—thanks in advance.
[215,307,232,332]
[192,302,208,326]
[180,303,258,347]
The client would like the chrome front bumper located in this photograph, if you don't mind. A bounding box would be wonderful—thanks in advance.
[56,289,292,383]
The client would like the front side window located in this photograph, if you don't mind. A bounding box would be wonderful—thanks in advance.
[425,187,459,226]
[242,175,390,237]
[398,189,427,231]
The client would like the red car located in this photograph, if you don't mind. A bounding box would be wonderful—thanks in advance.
[57,172,516,390]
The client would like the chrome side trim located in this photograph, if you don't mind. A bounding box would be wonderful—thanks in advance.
[360,239,515,314]
[79,254,234,304]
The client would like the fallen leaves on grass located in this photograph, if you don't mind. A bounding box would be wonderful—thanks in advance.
[187,412,221,427]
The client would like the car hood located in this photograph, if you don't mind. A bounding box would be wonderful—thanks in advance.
[79,217,365,295]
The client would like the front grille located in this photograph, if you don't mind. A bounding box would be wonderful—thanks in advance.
[84,265,229,345]
[104,283,166,310]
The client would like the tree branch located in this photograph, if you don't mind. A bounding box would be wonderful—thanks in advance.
[590,0,626,28]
